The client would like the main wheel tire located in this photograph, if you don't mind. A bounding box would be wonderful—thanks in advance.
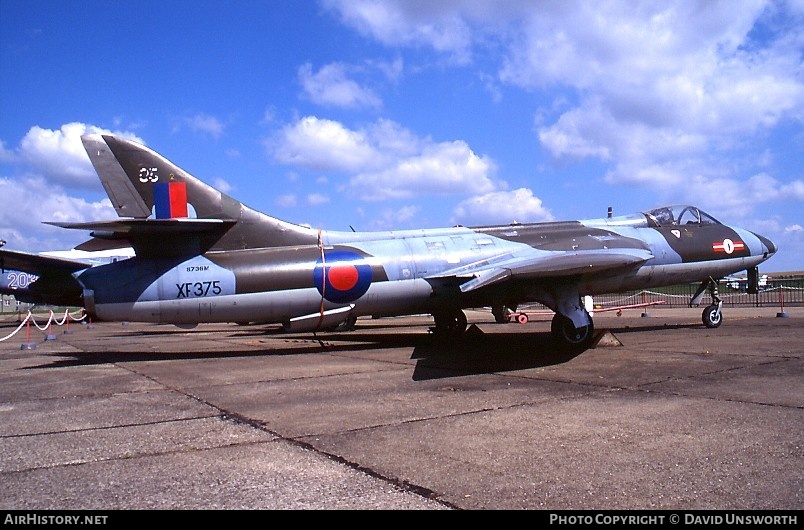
[551,313,594,347]
[433,309,468,336]
[702,305,723,328]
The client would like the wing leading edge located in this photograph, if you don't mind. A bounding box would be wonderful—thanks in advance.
[0,248,90,277]
[431,248,655,292]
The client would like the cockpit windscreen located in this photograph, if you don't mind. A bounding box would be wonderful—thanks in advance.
[643,205,721,228]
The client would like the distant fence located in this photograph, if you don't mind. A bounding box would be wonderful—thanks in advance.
[593,278,804,309]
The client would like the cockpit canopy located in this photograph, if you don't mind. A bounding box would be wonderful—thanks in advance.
[643,205,721,228]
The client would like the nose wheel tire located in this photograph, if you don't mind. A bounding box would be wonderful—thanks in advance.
[702,304,723,328]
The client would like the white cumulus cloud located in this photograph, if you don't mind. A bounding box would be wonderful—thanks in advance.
[18,122,143,188]
[0,176,117,252]
[452,188,554,226]
[272,116,380,172]
[324,0,804,221]
[298,62,382,108]
[1,122,143,252]
[270,116,500,201]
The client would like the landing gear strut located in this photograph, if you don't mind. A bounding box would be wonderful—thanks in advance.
[491,304,509,324]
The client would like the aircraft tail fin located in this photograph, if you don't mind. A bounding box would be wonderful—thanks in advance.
[81,134,318,250]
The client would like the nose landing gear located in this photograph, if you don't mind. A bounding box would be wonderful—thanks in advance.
[696,279,723,328]
[702,301,723,328]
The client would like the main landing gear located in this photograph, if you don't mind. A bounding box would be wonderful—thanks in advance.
[491,304,510,324]
[431,308,468,336]
[550,310,594,348]
[433,306,595,347]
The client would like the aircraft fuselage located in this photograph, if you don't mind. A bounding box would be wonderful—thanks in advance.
[77,210,775,331]
[6,134,777,346]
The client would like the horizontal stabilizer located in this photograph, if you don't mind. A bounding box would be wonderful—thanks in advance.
[47,218,239,258]
[46,218,237,239]
[74,237,136,252]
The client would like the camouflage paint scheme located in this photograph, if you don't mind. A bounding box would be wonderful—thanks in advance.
[1,135,777,346]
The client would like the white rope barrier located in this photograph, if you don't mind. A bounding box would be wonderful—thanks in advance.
[52,310,68,326]
[0,309,88,343]
[69,308,87,321]
[0,312,32,342]
[31,311,54,331]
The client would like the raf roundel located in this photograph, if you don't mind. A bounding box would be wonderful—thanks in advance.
[313,250,372,303]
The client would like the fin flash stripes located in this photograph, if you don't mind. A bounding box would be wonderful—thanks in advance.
[154,181,188,219]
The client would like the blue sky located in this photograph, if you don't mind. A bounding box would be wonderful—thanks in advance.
[1,0,802,272]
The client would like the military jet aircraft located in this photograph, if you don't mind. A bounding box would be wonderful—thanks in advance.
[4,134,777,346]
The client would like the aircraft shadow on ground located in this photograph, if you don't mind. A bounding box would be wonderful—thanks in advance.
[30,348,303,368]
[408,329,587,380]
[28,324,589,378]
[601,322,704,334]
[295,324,590,380]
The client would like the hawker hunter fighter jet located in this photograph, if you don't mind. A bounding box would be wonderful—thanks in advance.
[6,134,777,347]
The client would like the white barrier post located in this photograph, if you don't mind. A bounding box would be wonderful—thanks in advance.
[641,291,651,318]
[44,314,57,341]
[777,286,789,318]
[63,310,74,335]
[20,314,36,350]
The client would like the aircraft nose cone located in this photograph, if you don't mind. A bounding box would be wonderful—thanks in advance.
[753,232,777,257]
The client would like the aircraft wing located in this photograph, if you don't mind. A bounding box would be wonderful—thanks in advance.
[0,249,89,305]
[431,248,655,292]
[0,248,91,276]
